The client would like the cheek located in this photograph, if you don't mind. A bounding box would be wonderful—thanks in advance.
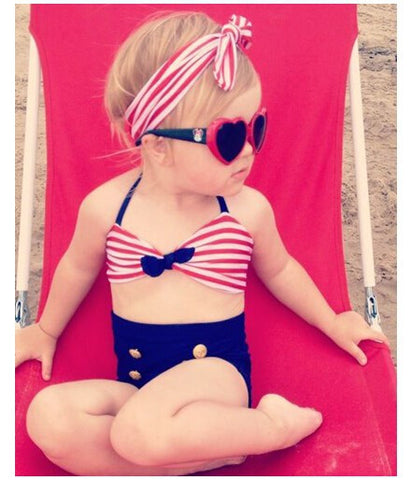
[174,143,221,177]
[172,143,241,195]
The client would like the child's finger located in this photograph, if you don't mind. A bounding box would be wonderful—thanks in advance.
[374,331,390,347]
[41,354,54,381]
[15,348,35,368]
[363,329,390,347]
[15,350,28,368]
[347,343,367,366]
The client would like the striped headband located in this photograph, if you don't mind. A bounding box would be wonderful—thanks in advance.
[124,14,252,144]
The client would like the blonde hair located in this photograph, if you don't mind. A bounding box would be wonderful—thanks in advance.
[104,11,259,163]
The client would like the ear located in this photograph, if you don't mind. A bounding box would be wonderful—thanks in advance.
[140,134,171,165]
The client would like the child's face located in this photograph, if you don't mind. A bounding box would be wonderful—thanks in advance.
[171,82,262,197]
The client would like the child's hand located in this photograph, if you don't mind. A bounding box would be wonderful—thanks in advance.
[15,323,58,381]
[325,311,390,366]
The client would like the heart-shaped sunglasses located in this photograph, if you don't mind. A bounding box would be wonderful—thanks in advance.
[136,108,267,165]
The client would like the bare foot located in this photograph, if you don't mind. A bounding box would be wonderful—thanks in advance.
[256,394,323,450]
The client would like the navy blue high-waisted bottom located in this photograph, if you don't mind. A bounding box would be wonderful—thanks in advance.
[111,311,252,407]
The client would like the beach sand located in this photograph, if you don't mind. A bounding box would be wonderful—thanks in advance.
[15,4,397,364]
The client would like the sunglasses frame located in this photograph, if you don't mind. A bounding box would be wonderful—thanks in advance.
[135,107,267,165]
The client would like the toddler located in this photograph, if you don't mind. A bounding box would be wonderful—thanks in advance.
[15,11,389,476]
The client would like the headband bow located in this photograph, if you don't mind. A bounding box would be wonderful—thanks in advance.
[213,15,252,90]
[125,14,253,143]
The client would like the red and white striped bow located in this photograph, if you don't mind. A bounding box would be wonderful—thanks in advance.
[125,14,253,143]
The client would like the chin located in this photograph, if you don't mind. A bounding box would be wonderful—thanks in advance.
[219,182,245,197]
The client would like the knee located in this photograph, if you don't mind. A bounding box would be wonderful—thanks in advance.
[110,409,173,466]
[26,385,77,459]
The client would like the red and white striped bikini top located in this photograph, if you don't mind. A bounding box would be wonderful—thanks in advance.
[105,175,254,294]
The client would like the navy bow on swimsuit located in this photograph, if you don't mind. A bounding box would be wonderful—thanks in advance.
[140,247,195,277]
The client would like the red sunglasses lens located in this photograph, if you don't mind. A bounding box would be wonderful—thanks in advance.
[216,121,247,163]
[253,113,267,152]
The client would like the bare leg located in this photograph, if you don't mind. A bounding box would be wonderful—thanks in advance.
[111,358,323,466]
[160,394,322,461]
[26,379,236,476]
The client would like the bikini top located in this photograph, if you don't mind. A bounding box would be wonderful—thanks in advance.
[105,175,254,294]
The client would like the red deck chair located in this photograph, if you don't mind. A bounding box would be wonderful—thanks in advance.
[15,4,396,475]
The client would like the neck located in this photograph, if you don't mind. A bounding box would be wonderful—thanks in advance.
[137,163,211,211]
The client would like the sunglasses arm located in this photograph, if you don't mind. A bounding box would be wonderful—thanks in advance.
[135,128,207,146]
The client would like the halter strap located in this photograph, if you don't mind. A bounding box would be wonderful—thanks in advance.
[115,174,143,225]
[217,195,229,213]
[115,174,229,225]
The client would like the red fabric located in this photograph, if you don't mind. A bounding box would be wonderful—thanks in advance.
[16,4,396,476]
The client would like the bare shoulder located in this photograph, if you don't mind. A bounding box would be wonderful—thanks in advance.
[225,185,275,237]
[79,168,140,232]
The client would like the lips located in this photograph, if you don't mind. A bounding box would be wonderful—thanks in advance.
[231,167,249,180]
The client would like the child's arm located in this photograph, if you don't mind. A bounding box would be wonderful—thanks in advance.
[37,191,108,337]
[15,187,110,378]
[250,190,389,365]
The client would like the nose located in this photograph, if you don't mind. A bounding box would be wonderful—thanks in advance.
[240,138,254,157]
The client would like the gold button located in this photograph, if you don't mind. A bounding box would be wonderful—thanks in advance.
[193,344,207,359]
[128,348,142,359]
[128,370,142,381]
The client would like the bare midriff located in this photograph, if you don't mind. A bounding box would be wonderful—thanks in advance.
[110,269,244,324]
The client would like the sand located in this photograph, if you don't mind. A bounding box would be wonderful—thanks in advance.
[15,4,397,364]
